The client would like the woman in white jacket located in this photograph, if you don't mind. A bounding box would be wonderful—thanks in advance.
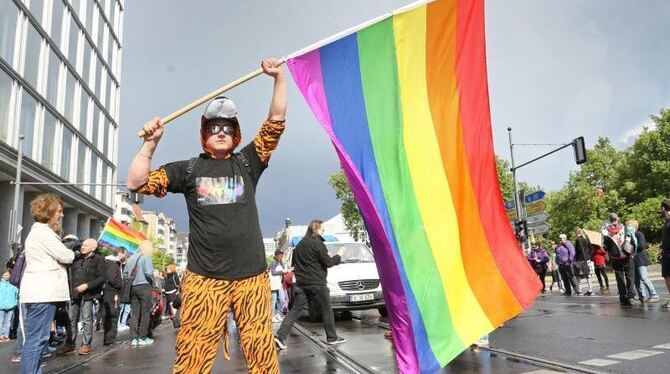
[19,194,74,374]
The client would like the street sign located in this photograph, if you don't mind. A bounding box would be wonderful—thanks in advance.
[527,212,549,226]
[524,190,545,205]
[526,201,547,215]
[531,223,550,234]
[504,200,515,211]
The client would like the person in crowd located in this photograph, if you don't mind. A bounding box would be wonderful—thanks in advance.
[269,249,290,322]
[591,243,609,294]
[548,250,563,293]
[18,194,75,373]
[660,200,670,308]
[163,264,180,320]
[602,213,636,307]
[124,241,155,346]
[555,234,579,296]
[63,239,106,355]
[573,228,594,296]
[275,219,347,349]
[626,220,660,303]
[116,251,130,331]
[102,247,127,346]
[527,243,549,293]
[126,58,286,373]
[0,271,19,342]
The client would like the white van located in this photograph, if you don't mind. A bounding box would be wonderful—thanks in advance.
[285,241,386,321]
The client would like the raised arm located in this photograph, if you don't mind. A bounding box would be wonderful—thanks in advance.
[127,118,164,191]
[262,58,287,121]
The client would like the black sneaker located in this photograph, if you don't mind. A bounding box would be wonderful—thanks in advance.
[326,337,346,345]
[273,336,286,350]
[584,291,593,296]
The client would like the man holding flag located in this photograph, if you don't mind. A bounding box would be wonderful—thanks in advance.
[126,58,286,373]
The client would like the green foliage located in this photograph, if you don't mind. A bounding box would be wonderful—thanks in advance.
[152,250,175,272]
[496,156,515,202]
[328,171,367,241]
[545,109,670,245]
[98,247,113,257]
[646,243,662,265]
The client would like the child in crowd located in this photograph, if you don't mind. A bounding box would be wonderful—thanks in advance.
[0,271,19,342]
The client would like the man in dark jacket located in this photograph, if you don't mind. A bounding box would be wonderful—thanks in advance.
[602,213,635,307]
[274,219,346,349]
[102,247,127,346]
[64,238,106,355]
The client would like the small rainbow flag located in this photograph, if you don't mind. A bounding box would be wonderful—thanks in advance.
[287,0,540,372]
[98,218,146,254]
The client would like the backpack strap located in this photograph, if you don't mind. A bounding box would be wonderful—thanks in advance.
[234,152,251,175]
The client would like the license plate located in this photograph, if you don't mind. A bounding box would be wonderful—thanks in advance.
[348,293,374,302]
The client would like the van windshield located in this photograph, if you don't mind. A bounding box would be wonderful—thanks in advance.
[324,243,374,263]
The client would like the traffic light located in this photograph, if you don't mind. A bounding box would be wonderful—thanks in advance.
[573,136,586,165]
[514,219,528,241]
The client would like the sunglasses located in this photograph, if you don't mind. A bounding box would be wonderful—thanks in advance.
[207,123,235,136]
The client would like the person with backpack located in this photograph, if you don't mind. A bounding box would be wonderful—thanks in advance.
[18,194,75,373]
[573,227,594,296]
[123,241,155,346]
[126,58,286,373]
[0,271,19,342]
[102,247,127,346]
[601,213,636,307]
[626,220,660,303]
[527,243,549,293]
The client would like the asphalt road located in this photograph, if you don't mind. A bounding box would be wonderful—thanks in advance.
[0,274,667,373]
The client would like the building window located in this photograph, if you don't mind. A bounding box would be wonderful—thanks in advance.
[82,39,91,86]
[94,57,103,98]
[78,91,89,132]
[90,153,98,196]
[61,125,73,180]
[50,0,65,48]
[0,69,13,143]
[85,0,95,36]
[0,0,19,65]
[67,12,79,64]
[29,0,45,26]
[77,139,86,185]
[63,71,76,123]
[91,104,99,145]
[19,90,37,159]
[42,110,57,171]
[45,47,61,107]
[24,23,42,89]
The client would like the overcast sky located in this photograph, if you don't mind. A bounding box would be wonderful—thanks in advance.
[118,0,670,237]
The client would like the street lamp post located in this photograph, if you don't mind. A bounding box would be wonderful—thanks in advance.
[8,135,24,255]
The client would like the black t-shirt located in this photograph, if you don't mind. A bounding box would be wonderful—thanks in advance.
[662,219,670,257]
[162,142,266,280]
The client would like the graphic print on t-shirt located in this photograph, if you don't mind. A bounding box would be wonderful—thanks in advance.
[196,176,246,205]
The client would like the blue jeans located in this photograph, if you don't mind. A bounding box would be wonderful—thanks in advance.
[635,266,659,299]
[0,308,15,336]
[271,289,286,316]
[118,303,130,328]
[19,302,57,374]
[68,299,94,346]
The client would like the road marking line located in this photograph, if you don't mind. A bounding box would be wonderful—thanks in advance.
[653,343,670,349]
[579,358,619,367]
[607,349,664,360]
[522,370,564,374]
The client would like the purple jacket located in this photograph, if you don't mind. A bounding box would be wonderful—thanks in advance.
[527,248,549,269]
[555,241,575,265]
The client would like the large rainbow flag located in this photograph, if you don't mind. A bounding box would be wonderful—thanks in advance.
[98,218,146,254]
[286,0,541,372]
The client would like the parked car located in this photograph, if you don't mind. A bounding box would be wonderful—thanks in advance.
[285,241,386,321]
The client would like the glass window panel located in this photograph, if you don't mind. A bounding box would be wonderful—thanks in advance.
[0,70,12,142]
[77,139,86,184]
[105,80,113,110]
[98,69,106,105]
[46,47,61,106]
[50,0,64,48]
[24,24,42,89]
[89,54,97,95]
[101,163,107,204]
[42,110,57,170]
[0,1,18,64]
[81,39,91,87]
[69,0,82,16]
[102,118,108,155]
[61,125,72,179]
[19,91,37,159]
[106,32,113,67]
[78,92,88,132]
[67,13,79,63]
[97,13,105,49]
[63,71,76,123]
[90,153,98,195]
[29,0,44,25]
[95,57,103,98]
[85,1,95,35]
[109,1,116,34]
[91,104,99,144]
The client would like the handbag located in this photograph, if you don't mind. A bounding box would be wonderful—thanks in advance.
[9,250,26,287]
[120,254,142,304]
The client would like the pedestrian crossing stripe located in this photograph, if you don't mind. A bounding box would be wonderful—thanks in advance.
[606,350,664,360]
[579,358,619,366]
[653,343,670,350]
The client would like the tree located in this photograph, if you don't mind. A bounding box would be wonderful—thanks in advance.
[152,250,175,272]
[495,156,515,202]
[328,171,366,241]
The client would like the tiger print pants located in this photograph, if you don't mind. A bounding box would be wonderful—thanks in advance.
[173,271,279,374]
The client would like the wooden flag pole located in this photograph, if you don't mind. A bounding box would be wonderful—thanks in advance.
[136,63,281,138]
